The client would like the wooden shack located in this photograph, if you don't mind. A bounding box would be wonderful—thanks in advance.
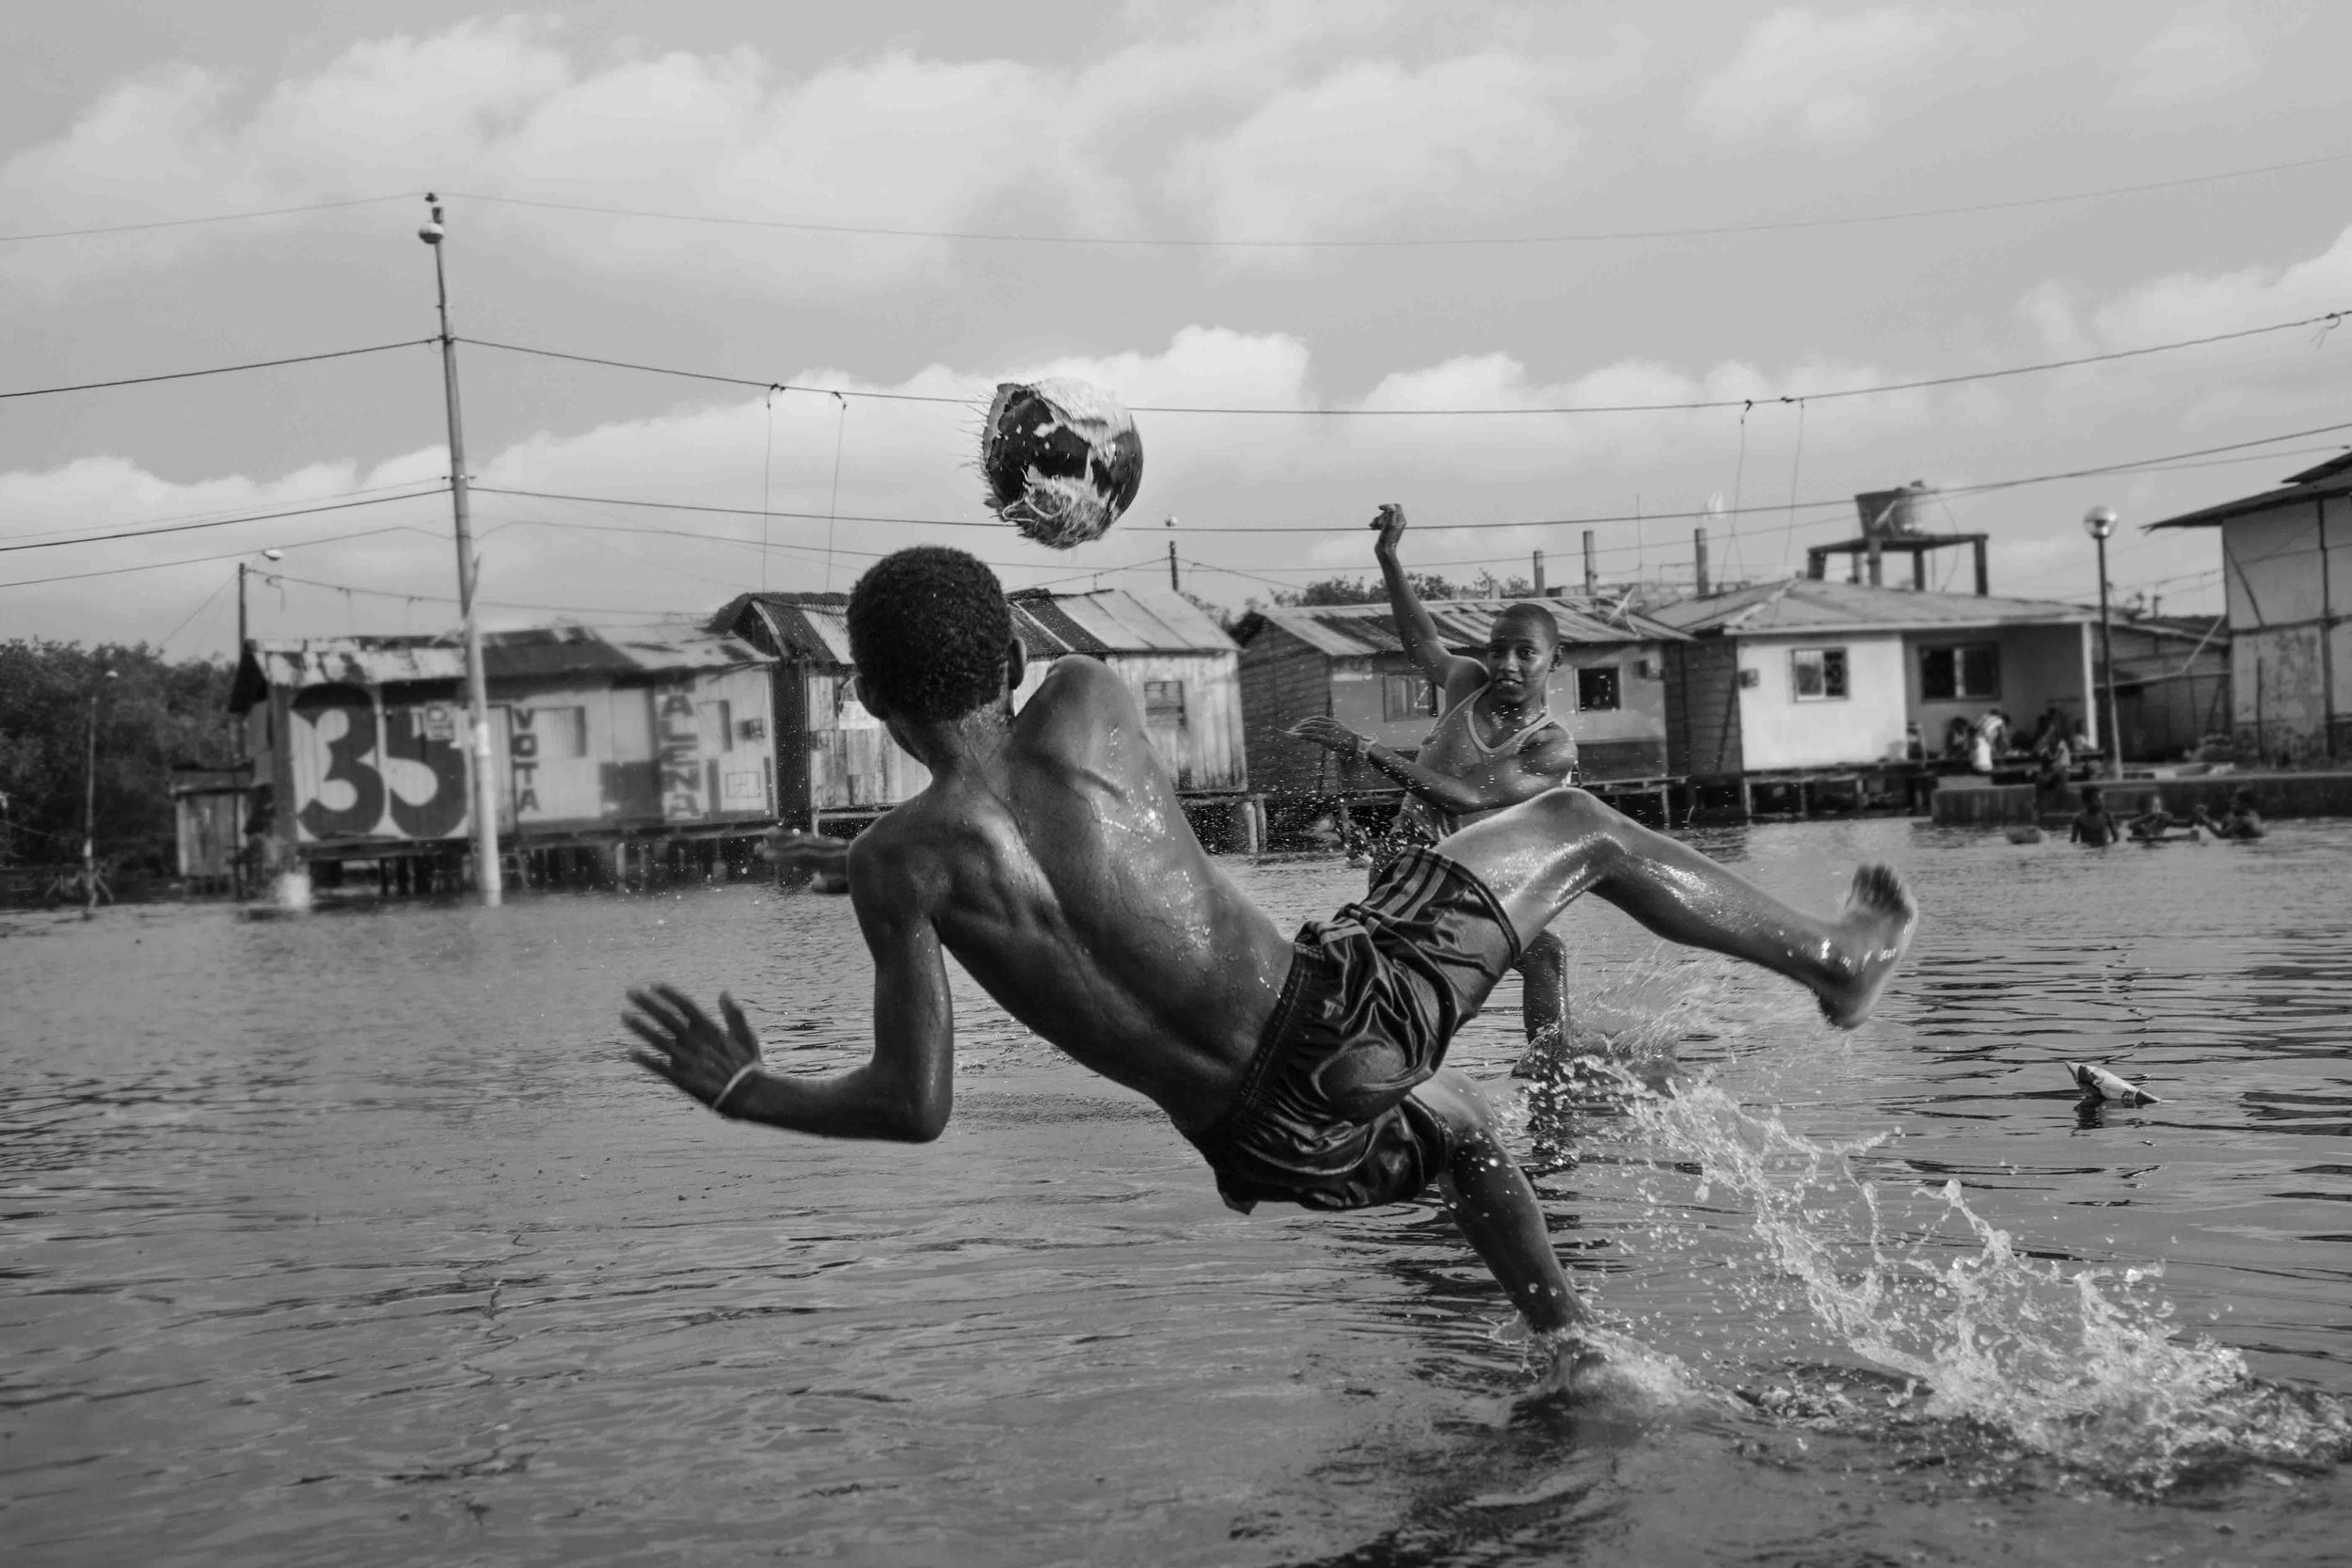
[230,625,779,882]
[711,585,1248,827]
[2147,451,2350,764]
[1230,597,1688,806]
[168,763,251,896]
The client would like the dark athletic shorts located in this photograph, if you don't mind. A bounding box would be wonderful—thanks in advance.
[1184,847,1523,1213]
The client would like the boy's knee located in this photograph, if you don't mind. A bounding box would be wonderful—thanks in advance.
[1414,1071,1503,1147]
[1532,786,1612,837]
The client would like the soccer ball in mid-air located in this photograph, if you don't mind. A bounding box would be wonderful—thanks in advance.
[980,378,1144,549]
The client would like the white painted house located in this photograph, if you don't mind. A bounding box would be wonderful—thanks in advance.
[1650,580,2097,779]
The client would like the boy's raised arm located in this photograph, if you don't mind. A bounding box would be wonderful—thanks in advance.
[625,844,954,1142]
[1373,505,1483,695]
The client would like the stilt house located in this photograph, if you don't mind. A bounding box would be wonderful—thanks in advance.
[1651,580,2095,783]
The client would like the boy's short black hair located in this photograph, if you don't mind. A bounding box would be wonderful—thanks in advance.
[2081,784,2104,804]
[1492,602,1562,645]
[847,547,1014,722]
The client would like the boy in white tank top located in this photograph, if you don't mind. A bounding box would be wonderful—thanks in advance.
[1285,506,1581,1075]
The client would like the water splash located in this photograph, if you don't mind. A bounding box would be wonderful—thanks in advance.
[1622,1076,2352,1492]
[270,869,314,913]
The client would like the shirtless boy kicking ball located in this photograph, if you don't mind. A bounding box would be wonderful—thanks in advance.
[625,546,1916,1338]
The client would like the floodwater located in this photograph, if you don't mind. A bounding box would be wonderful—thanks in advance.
[4,818,2348,1566]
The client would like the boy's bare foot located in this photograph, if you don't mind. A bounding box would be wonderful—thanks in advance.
[1510,1022,1570,1080]
[1815,864,1917,1029]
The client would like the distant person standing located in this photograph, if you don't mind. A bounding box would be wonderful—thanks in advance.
[1285,504,1580,1077]
[1968,722,1995,775]
[2069,784,2120,847]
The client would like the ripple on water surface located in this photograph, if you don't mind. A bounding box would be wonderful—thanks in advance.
[2,819,2349,1564]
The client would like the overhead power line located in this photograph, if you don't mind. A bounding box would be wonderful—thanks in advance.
[465,419,2352,541]
[472,484,991,531]
[1,339,436,401]
[0,479,445,547]
[439,150,2352,249]
[0,486,451,555]
[0,194,418,245]
[463,309,2346,417]
[0,525,441,591]
[253,567,699,621]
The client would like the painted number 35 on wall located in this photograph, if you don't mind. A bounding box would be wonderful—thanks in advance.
[290,686,472,841]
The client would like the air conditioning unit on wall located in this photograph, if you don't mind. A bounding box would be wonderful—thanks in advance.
[1737,667,1761,689]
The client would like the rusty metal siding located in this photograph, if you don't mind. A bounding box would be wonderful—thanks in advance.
[1239,624,1342,800]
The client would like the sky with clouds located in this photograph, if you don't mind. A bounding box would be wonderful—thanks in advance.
[6,1,2349,657]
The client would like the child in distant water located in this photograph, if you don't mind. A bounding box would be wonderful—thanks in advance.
[2193,789,2267,840]
[2126,792,2201,843]
[2069,784,2120,847]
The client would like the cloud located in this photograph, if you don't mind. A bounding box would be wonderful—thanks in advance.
[2114,4,2262,104]
[2087,221,2352,344]
[0,9,1645,295]
[1690,8,1958,145]
[1168,50,1616,246]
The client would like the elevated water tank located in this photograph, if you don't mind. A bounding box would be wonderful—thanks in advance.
[1853,481,1932,538]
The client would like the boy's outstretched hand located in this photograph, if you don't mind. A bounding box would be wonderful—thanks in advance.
[1369,502,1407,554]
[1285,716,1370,758]
[626,985,763,1108]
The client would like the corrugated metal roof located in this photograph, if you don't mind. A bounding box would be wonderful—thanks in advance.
[717,586,1234,667]
[1238,596,1686,658]
[1009,587,1235,656]
[232,623,770,709]
[1648,579,2091,636]
[2144,451,2352,531]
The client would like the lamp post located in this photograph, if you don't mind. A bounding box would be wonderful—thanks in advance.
[2083,505,2119,779]
[418,194,502,906]
[83,667,119,918]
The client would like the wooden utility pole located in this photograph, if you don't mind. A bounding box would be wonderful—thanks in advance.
[419,196,503,906]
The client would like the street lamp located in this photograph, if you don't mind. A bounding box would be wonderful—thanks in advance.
[2083,505,2119,780]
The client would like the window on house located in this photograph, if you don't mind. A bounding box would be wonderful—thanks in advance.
[1382,673,1436,721]
[1918,643,2000,701]
[1575,666,1621,712]
[542,705,589,758]
[1790,646,1850,702]
[699,700,734,751]
[1143,680,1186,728]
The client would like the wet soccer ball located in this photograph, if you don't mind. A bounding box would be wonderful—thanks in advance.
[979,377,1144,549]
